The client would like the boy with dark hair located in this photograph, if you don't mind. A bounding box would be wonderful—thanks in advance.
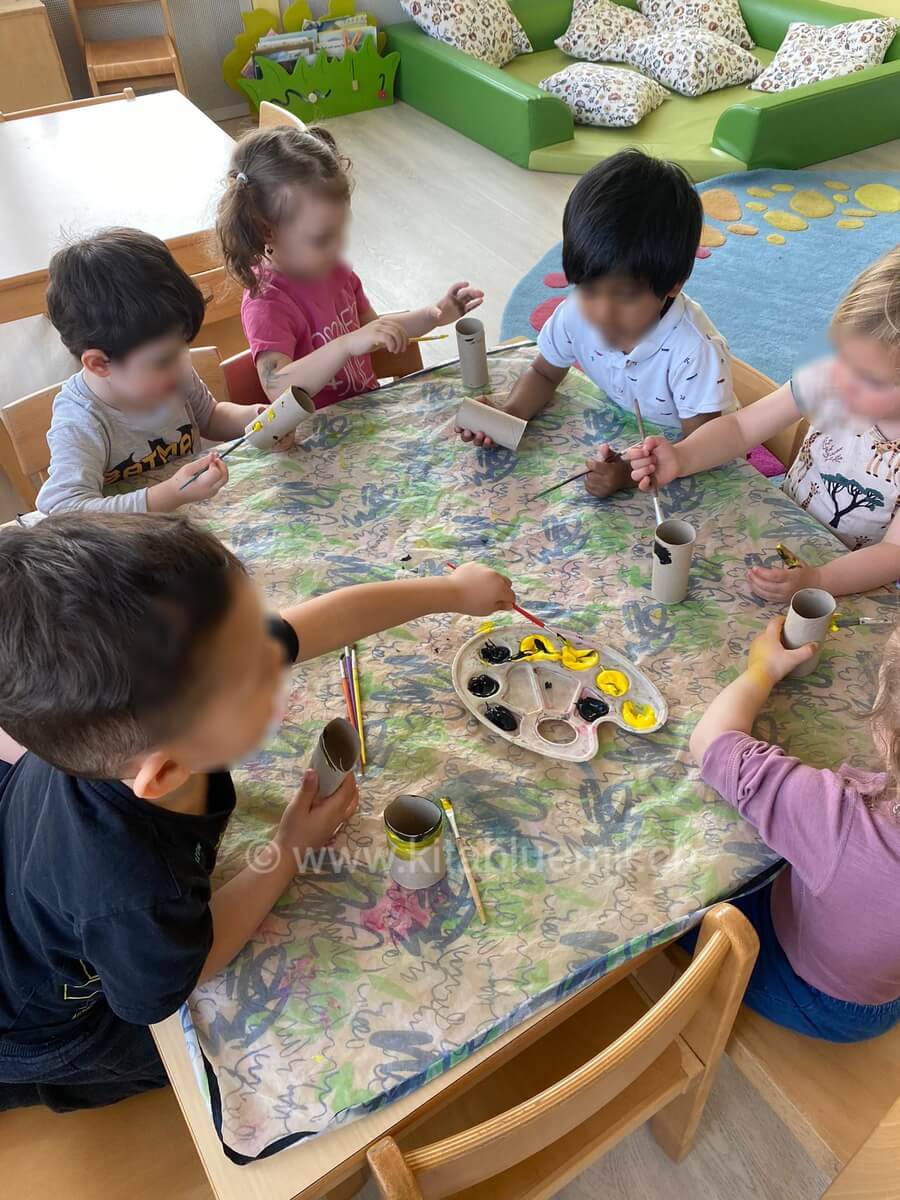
[458,150,735,497]
[0,513,514,1111]
[38,228,275,515]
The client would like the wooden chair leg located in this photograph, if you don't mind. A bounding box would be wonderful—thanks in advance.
[650,905,759,1162]
[368,1136,423,1200]
[171,55,187,95]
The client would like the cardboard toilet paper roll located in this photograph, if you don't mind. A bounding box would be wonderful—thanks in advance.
[244,387,316,448]
[782,587,836,678]
[456,317,490,390]
[456,397,526,451]
[308,717,360,798]
[651,519,696,605]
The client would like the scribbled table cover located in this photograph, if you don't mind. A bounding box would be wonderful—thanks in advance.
[179,344,894,1162]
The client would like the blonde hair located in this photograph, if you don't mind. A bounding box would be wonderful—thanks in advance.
[831,244,900,351]
[216,125,352,296]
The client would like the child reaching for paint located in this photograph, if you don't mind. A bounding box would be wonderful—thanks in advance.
[628,247,900,599]
[457,150,735,497]
[217,125,483,410]
[0,512,514,1111]
[689,615,900,1042]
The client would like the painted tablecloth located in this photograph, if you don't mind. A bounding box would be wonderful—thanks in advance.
[180,345,894,1161]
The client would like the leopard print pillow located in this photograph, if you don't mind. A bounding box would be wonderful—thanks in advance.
[539,63,668,127]
[750,19,898,93]
[401,0,533,68]
[625,28,761,96]
[638,0,754,50]
[555,0,653,64]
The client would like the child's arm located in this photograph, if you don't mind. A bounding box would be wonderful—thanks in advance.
[281,563,515,661]
[255,318,409,403]
[369,281,484,339]
[457,356,569,447]
[626,383,801,489]
[748,522,900,602]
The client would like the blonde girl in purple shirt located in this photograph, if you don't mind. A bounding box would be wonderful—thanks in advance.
[689,617,900,1042]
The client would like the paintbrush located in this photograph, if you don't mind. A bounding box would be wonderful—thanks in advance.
[632,397,665,526]
[439,797,487,924]
[410,334,449,343]
[832,615,894,630]
[444,561,573,644]
[528,449,623,502]
[349,644,367,770]
[177,432,250,491]
[776,542,807,569]
[338,655,356,730]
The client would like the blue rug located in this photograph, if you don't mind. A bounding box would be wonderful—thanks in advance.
[501,169,900,385]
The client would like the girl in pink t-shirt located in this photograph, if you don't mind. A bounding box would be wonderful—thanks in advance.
[216,125,482,411]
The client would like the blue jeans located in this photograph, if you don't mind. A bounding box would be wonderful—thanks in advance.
[682,882,900,1043]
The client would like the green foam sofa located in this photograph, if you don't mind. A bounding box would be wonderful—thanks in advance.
[385,0,900,179]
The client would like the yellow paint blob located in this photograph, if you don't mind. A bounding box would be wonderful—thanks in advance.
[854,183,900,213]
[699,222,726,248]
[766,234,786,245]
[837,219,865,231]
[560,643,599,671]
[772,183,794,192]
[745,201,767,212]
[832,193,848,204]
[477,621,495,634]
[824,179,849,190]
[595,669,629,698]
[727,223,758,237]
[789,190,834,219]
[622,701,656,731]
[701,187,741,222]
[764,211,808,233]
[518,635,559,662]
[842,207,876,218]
[746,186,774,198]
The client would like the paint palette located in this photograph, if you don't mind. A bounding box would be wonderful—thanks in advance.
[452,625,667,763]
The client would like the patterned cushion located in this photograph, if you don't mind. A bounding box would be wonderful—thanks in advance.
[555,0,653,64]
[638,0,754,50]
[625,28,761,96]
[400,0,533,68]
[539,62,668,127]
[750,19,898,93]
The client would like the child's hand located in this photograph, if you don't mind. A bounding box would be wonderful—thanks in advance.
[276,769,359,858]
[746,616,817,687]
[253,404,294,451]
[163,452,229,509]
[346,318,409,357]
[448,562,515,615]
[455,395,497,448]
[584,445,629,498]
[748,564,820,603]
[434,281,484,325]
[624,436,681,489]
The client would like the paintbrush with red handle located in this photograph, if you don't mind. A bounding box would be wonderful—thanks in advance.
[444,562,572,644]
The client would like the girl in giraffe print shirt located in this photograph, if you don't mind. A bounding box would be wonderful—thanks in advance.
[627,246,900,600]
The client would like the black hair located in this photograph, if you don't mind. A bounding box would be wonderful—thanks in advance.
[46,228,207,360]
[562,150,703,297]
[0,513,245,777]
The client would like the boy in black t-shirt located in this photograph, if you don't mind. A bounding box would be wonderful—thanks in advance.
[0,513,514,1111]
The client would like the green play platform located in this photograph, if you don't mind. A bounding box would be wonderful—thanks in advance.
[386,0,900,180]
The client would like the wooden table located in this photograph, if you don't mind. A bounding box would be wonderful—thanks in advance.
[0,89,234,323]
[0,0,69,113]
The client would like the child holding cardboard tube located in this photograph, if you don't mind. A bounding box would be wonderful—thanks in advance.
[627,247,900,600]
[688,616,900,1042]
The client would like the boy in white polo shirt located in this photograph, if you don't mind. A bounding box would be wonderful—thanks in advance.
[458,150,735,498]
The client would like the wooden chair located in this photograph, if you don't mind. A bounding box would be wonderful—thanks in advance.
[732,356,807,472]
[367,903,757,1200]
[221,342,425,407]
[0,346,227,509]
[258,100,306,131]
[0,87,135,120]
[66,0,186,97]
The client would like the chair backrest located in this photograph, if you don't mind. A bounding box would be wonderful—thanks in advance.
[732,355,807,470]
[0,88,135,121]
[193,266,243,328]
[66,0,178,48]
[258,101,307,131]
[367,904,757,1199]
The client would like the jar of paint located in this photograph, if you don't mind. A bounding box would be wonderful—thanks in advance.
[383,795,446,890]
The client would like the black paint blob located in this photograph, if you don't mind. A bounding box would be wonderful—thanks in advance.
[484,704,519,733]
[576,696,610,722]
[467,673,500,698]
[480,641,512,664]
[653,540,672,565]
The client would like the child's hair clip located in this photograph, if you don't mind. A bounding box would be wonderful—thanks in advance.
[234,170,250,186]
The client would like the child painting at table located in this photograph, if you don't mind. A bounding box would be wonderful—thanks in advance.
[0,512,514,1111]
[37,229,283,516]
[689,615,900,1042]
[216,124,483,409]
[457,149,735,497]
[628,246,900,599]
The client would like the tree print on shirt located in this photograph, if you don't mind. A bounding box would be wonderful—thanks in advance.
[821,473,885,529]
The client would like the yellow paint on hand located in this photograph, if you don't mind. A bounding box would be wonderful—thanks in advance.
[832,193,848,204]
[518,634,559,662]
[746,201,767,212]
[747,186,775,198]
[789,190,834,219]
[766,234,786,245]
[837,219,865,230]
[842,207,876,218]
[595,669,629,698]
[621,700,656,730]
[727,223,758,237]
[772,183,795,193]
[764,210,808,233]
[854,183,900,213]
[699,222,726,248]
[560,643,599,671]
[824,179,849,190]
[702,188,741,222]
